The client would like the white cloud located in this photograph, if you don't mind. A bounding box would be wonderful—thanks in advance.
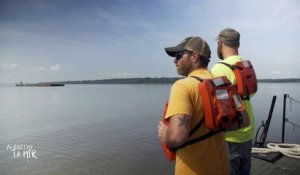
[50,64,62,72]
[271,70,282,75]
[37,66,46,71]
[96,7,122,25]
[1,63,63,72]
[0,63,23,70]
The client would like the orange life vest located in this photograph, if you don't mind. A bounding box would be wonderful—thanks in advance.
[161,101,176,161]
[195,76,246,131]
[220,60,257,99]
[161,76,246,161]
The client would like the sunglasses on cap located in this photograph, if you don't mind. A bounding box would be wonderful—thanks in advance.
[175,50,192,61]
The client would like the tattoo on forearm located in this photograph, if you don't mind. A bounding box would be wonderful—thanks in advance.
[178,115,190,128]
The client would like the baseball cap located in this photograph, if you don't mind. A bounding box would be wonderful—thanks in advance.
[165,36,211,59]
[216,28,240,47]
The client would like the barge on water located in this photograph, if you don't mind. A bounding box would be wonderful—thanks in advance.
[16,82,65,87]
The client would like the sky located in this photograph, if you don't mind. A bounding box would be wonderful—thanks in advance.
[0,0,300,83]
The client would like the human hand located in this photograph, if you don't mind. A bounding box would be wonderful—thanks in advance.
[157,121,168,143]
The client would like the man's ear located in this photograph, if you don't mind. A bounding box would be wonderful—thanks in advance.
[191,53,200,64]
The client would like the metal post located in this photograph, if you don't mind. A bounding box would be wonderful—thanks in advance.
[261,95,277,143]
[254,95,277,147]
[282,94,289,143]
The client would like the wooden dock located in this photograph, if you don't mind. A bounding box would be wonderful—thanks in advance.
[251,156,300,175]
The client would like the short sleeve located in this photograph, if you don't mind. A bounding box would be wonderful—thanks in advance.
[165,80,193,119]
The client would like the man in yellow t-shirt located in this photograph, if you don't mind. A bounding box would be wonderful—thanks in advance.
[157,36,229,175]
[212,28,255,175]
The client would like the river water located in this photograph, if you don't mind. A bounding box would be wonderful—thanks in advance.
[0,83,299,175]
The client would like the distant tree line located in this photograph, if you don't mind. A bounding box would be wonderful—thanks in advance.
[258,78,300,83]
[60,77,182,84]
[47,77,300,85]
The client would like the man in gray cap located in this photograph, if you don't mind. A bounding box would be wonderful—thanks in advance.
[212,28,256,175]
[158,36,229,175]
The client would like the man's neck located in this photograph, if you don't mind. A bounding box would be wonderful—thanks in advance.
[222,46,239,59]
[186,65,207,76]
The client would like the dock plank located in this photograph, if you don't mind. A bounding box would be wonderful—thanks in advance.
[251,156,300,175]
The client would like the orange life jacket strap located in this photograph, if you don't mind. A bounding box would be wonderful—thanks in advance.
[190,76,204,82]
[183,130,221,146]
[189,116,205,137]
[168,117,205,152]
[219,62,238,70]
[188,76,206,137]
[172,129,222,151]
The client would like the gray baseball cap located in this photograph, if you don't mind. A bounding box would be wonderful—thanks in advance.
[165,36,211,59]
[216,28,240,47]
